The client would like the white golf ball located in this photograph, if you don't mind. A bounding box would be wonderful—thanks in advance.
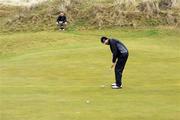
[101,85,105,88]
[86,100,90,104]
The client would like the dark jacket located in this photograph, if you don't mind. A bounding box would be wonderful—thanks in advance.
[57,15,67,23]
[109,39,128,63]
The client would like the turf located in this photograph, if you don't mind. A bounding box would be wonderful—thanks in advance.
[0,29,180,120]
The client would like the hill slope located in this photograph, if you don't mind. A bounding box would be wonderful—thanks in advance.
[0,0,180,32]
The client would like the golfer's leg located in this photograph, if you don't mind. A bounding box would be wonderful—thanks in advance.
[115,55,128,86]
[115,59,123,87]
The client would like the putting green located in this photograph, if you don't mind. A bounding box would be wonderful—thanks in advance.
[0,29,180,120]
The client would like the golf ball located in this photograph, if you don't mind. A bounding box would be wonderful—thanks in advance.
[86,100,90,104]
[101,85,105,88]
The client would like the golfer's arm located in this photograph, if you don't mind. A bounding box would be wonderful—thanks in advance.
[112,44,118,63]
[112,54,117,63]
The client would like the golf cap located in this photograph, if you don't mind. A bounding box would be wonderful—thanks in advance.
[101,36,108,43]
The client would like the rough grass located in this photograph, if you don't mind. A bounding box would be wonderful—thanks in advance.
[0,0,180,32]
[0,28,180,120]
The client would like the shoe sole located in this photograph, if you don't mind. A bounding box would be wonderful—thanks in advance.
[112,87,122,89]
[111,84,122,87]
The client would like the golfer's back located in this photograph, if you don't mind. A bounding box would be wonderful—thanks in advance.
[111,39,128,54]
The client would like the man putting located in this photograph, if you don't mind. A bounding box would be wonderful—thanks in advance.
[101,36,129,89]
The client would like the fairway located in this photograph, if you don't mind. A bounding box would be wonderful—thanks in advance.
[0,29,180,120]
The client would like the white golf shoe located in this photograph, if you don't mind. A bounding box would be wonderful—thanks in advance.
[111,83,117,86]
[112,85,122,89]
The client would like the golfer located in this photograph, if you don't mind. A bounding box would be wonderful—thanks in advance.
[101,36,129,89]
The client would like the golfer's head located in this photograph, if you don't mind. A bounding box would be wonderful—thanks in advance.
[101,36,109,45]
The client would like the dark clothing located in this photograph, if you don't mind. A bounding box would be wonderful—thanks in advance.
[115,53,128,86]
[57,15,67,30]
[109,39,129,87]
[109,39,128,63]
[57,15,67,23]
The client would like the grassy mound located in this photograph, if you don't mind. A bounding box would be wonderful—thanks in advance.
[0,0,180,32]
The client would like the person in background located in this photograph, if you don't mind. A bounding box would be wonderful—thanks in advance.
[56,12,67,30]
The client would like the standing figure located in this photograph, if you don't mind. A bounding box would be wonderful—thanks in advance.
[101,36,129,89]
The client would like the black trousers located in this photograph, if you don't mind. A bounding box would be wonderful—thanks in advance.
[58,22,66,29]
[115,53,128,86]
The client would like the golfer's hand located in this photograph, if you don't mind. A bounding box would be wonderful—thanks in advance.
[111,63,115,69]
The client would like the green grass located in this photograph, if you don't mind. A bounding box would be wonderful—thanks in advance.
[0,29,180,120]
